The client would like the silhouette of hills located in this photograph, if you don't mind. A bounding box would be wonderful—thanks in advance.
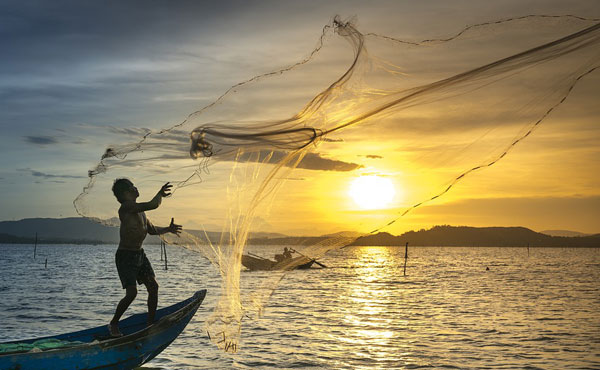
[0,218,121,244]
[349,225,600,247]
[0,217,280,245]
[0,218,598,247]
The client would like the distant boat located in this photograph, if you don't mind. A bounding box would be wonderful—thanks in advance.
[242,254,315,271]
[0,289,206,370]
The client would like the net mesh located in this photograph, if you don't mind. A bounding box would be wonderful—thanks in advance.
[74,15,600,351]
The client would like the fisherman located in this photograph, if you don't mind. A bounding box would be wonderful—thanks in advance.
[282,247,293,260]
[108,179,182,337]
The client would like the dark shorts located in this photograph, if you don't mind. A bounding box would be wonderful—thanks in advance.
[115,249,155,289]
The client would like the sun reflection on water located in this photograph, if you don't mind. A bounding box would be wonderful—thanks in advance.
[335,246,415,367]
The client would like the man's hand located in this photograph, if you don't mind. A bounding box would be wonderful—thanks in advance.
[167,217,182,235]
[159,182,173,197]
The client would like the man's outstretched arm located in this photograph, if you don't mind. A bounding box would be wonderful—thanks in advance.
[122,183,172,213]
[147,218,182,236]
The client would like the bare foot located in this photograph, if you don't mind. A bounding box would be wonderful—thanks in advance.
[108,323,123,337]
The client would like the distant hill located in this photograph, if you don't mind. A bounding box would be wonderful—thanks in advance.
[349,225,600,247]
[0,218,121,244]
[0,217,285,245]
[247,235,329,246]
[1,218,598,247]
[540,229,590,237]
[320,231,364,238]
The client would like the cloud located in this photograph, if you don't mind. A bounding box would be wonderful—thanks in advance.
[299,152,362,171]
[231,150,362,172]
[18,168,85,179]
[138,149,362,172]
[365,154,382,159]
[97,126,190,145]
[71,137,89,144]
[23,135,58,145]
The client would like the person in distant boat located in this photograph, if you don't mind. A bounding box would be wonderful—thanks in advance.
[275,247,293,262]
[108,179,182,337]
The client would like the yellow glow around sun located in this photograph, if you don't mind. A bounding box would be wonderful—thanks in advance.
[349,175,396,210]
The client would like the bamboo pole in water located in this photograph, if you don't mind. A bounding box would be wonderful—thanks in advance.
[163,241,168,271]
[33,232,37,259]
[403,242,408,276]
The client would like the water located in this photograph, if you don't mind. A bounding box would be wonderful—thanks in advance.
[1,244,599,369]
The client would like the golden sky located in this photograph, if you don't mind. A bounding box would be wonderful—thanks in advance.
[1,1,599,235]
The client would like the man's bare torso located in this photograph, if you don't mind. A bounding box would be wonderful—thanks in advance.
[118,202,149,251]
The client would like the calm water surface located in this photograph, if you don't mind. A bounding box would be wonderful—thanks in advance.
[1,244,599,369]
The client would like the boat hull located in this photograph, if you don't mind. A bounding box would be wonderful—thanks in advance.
[241,255,274,270]
[0,290,206,370]
[242,255,313,271]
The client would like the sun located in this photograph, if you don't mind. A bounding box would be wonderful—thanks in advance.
[348,175,396,210]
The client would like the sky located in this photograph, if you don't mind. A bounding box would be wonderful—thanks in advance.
[1,0,599,235]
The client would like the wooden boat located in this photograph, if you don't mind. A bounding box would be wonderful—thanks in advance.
[242,254,315,271]
[0,289,206,370]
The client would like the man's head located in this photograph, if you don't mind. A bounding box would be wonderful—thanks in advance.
[112,178,139,203]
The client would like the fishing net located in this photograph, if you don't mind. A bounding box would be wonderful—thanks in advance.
[74,15,600,351]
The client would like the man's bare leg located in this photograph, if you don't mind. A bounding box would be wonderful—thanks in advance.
[109,285,137,336]
[145,277,159,326]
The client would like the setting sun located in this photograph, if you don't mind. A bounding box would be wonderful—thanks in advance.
[349,175,396,210]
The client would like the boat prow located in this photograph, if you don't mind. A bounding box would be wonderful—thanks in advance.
[0,289,207,370]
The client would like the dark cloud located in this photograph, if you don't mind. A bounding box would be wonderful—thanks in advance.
[234,150,362,172]
[18,168,85,179]
[23,135,58,145]
[0,1,261,137]
[0,0,261,80]
[23,133,90,146]
[134,149,362,172]
[299,152,361,171]
[71,138,88,144]
[365,154,382,159]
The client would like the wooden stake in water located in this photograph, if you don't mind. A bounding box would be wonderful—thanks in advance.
[45,258,47,269]
[160,241,164,261]
[163,241,168,271]
[527,243,530,257]
[33,232,38,259]
[403,242,408,276]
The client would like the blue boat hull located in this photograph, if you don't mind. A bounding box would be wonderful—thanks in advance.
[0,289,207,370]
